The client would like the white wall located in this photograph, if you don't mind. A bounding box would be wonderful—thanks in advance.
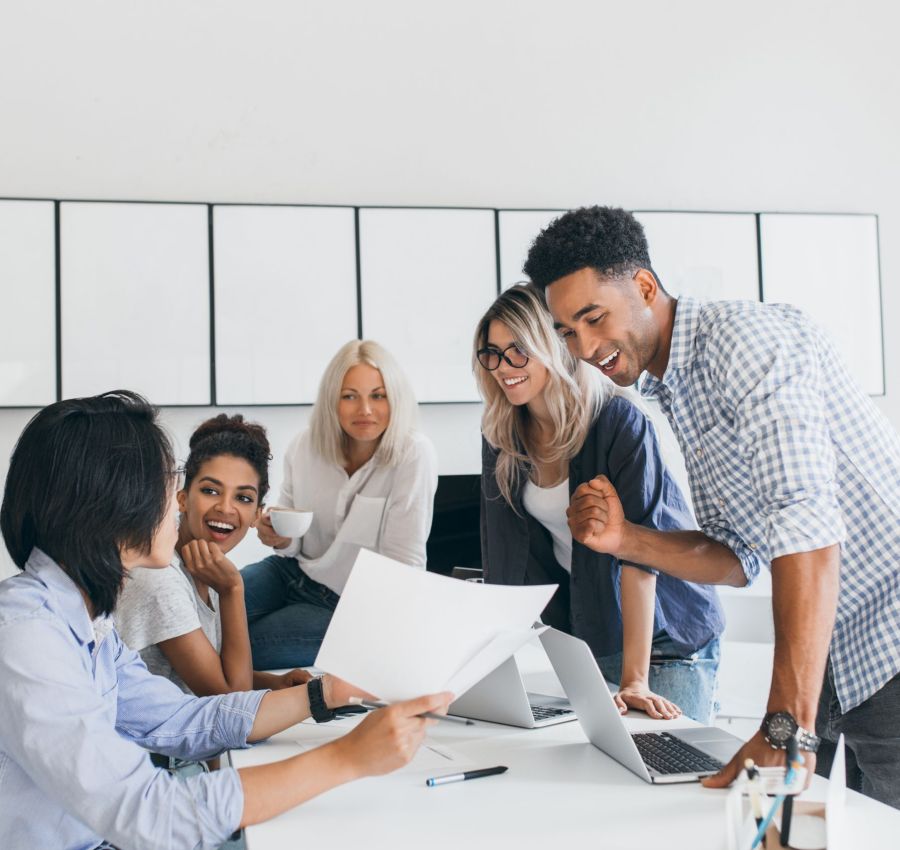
[1,0,899,589]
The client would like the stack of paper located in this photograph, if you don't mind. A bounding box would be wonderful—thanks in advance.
[315,549,556,702]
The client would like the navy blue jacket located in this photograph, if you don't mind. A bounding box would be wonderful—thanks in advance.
[480,395,725,659]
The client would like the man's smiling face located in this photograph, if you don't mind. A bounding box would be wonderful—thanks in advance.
[544,267,661,387]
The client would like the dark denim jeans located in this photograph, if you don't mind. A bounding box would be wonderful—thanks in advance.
[242,555,340,669]
[816,661,900,809]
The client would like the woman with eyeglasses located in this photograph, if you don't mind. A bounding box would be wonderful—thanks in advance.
[0,391,450,850]
[474,285,724,723]
[241,339,438,670]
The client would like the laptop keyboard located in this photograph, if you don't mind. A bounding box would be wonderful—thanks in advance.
[530,704,574,721]
[632,732,724,775]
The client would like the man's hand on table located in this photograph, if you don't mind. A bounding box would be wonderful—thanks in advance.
[701,730,815,789]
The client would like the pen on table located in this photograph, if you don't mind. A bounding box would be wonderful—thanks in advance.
[750,752,804,850]
[743,758,766,848]
[426,766,508,787]
[348,697,475,726]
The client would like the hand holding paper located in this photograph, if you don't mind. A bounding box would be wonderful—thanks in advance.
[315,549,556,702]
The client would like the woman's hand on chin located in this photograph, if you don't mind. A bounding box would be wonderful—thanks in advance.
[181,539,243,595]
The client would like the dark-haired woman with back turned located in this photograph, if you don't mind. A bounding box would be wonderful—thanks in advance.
[0,391,451,850]
[117,414,310,705]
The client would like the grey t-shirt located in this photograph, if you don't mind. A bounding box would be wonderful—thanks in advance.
[115,555,221,694]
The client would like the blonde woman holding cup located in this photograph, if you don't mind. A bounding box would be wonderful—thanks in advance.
[243,340,438,669]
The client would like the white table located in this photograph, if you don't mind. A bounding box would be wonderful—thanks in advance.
[232,643,899,849]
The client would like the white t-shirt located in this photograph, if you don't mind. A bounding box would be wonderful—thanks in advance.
[115,555,221,694]
[274,429,439,595]
[522,478,573,572]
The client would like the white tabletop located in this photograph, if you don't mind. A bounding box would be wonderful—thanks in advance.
[233,643,899,849]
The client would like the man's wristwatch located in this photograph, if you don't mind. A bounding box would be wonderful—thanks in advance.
[761,711,820,753]
[307,676,336,723]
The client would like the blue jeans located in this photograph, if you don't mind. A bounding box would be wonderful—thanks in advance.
[242,555,340,669]
[596,633,720,724]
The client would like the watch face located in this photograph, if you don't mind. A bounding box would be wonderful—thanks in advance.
[767,712,798,744]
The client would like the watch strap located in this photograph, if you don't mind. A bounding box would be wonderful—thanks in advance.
[307,676,336,723]
[795,726,820,753]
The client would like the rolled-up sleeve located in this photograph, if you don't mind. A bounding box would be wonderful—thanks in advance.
[0,618,259,849]
[707,314,846,561]
[700,516,767,585]
[114,632,265,757]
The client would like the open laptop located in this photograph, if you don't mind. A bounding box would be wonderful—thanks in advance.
[448,653,576,728]
[540,627,743,783]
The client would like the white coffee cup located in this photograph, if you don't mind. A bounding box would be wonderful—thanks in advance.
[268,507,314,538]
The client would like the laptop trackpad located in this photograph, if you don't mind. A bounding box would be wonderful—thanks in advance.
[674,727,743,763]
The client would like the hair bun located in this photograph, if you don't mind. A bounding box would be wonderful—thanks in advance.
[189,413,270,456]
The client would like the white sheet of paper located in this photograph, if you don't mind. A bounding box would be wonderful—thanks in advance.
[445,625,548,698]
[826,734,846,849]
[314,549,556,701]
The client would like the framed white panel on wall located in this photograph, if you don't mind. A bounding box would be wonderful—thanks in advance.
[358,208,497,403]
[498,209,564,290]
[213,205,357,405]
[634,212,760,302]
[60,202,210,405]
[0,200,57,406]
[759,213,883,396]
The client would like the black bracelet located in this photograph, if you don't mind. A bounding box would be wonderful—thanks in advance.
[307,676,336,723]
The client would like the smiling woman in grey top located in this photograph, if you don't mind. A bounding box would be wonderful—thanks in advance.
[116,414,310,696]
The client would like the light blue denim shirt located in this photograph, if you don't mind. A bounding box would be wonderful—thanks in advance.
[0,548,266,850]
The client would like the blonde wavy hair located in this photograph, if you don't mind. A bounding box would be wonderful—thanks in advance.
[309,339,418,468]
[473,284,613,506]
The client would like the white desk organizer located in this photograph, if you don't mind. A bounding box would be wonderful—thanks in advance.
[725,736,846,850]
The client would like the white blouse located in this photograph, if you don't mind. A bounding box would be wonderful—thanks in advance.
[522,477,573,572]
[274,429,439,595]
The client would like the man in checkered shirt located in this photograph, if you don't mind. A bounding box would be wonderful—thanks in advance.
[526,206,900,808]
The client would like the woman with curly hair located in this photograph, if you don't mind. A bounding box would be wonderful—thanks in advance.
[117,414,309,696]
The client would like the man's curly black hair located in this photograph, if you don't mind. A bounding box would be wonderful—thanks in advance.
[523,206,654,291]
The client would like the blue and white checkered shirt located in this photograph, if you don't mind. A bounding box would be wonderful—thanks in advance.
[640,297,900,714]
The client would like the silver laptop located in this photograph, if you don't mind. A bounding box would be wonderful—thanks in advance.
[540,627,743,783]
[448,653,576,728]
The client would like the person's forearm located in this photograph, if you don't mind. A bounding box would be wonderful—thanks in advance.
[767,545,840,729]
[252,671,282,689]
[618,525,748,586]
[218,587,254,692]
[619,566,656,686]
[248,684,312,741]
[238,738,361,826]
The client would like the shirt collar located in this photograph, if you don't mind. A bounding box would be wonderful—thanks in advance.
[24,547,103,647]
[639,296,702,398]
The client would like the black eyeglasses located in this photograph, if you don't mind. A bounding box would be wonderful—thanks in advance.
[477,343,529,371]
